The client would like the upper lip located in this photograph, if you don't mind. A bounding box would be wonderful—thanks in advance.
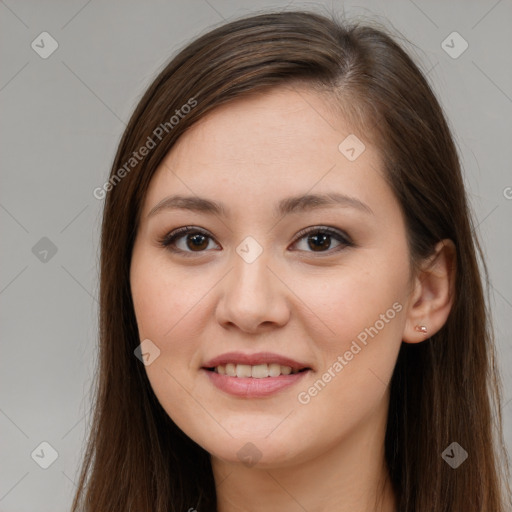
[202,352,311,371]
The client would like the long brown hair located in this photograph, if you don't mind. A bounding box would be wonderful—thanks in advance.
[71,10,511,511]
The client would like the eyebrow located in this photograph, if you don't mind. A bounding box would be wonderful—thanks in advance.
[147,192,373,218]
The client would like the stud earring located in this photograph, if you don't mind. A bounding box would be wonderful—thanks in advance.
[414,325,428,334]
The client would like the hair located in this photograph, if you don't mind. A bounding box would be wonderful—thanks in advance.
[71,9,511,512]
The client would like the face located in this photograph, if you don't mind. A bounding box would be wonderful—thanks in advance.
[130,86,414,468]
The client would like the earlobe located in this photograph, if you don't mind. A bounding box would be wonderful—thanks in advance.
[402,239,456,344]
[414,324,428,334]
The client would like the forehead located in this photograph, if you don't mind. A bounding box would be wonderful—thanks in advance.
[173,86,355,166]
[141,86,392,219]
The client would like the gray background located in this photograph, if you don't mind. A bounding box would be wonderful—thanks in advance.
[1,0,511,510]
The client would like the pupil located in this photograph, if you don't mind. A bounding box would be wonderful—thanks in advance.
[309,233,330,251]
[184,233,332,252]
[188,234,208,251]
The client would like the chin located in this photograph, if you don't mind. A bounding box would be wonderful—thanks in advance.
[189,423,312,470]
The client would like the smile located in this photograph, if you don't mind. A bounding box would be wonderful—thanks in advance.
[201,352,312,398]
[207,363,307,378]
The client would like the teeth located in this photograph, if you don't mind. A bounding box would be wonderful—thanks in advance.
[225,363,236,377]
[251,364,268,378]
[236,364,252,378]
[281,366,292,375]
[214,363,301,377]
[268,363,281,377]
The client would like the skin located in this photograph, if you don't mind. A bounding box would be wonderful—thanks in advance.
[130,85,455,512]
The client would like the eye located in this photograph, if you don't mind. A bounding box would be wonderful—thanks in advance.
[159,225,353,257]
[291,226,353,254]
[158,226,220,256]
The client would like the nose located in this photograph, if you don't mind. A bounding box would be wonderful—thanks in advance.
[215,249,291,334]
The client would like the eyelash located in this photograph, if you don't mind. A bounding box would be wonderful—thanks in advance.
[158,225,354,257]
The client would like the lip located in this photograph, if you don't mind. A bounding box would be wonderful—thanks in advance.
[202,351,311,372]
[201,351,312,398]
[203,368,310,398]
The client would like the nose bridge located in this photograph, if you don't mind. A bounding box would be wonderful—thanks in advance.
[215,237,290,331]
[230,242,274,309]
[231,233,272,292]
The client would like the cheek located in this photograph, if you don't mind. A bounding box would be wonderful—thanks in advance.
[130,252,206,401]
[293,253,408,411]
[130,253,210,429]
[131,252,207,342]
[297,256,408,350]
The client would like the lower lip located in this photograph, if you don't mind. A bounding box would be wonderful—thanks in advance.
[202,369,310,398]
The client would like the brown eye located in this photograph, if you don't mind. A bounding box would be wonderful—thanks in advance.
[186,233,209,251]
[306,232,332,252]
[292,227,352,254]
[160,226,220,256]
[160,225,352,257]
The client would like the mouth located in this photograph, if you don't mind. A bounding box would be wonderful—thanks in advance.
[201,352,312,398]
[204,363,309,378]
[201,351,312,376]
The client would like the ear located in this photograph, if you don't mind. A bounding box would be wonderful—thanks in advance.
[402,239,456,343]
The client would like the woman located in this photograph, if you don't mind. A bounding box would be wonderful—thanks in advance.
[72,10,511,512]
